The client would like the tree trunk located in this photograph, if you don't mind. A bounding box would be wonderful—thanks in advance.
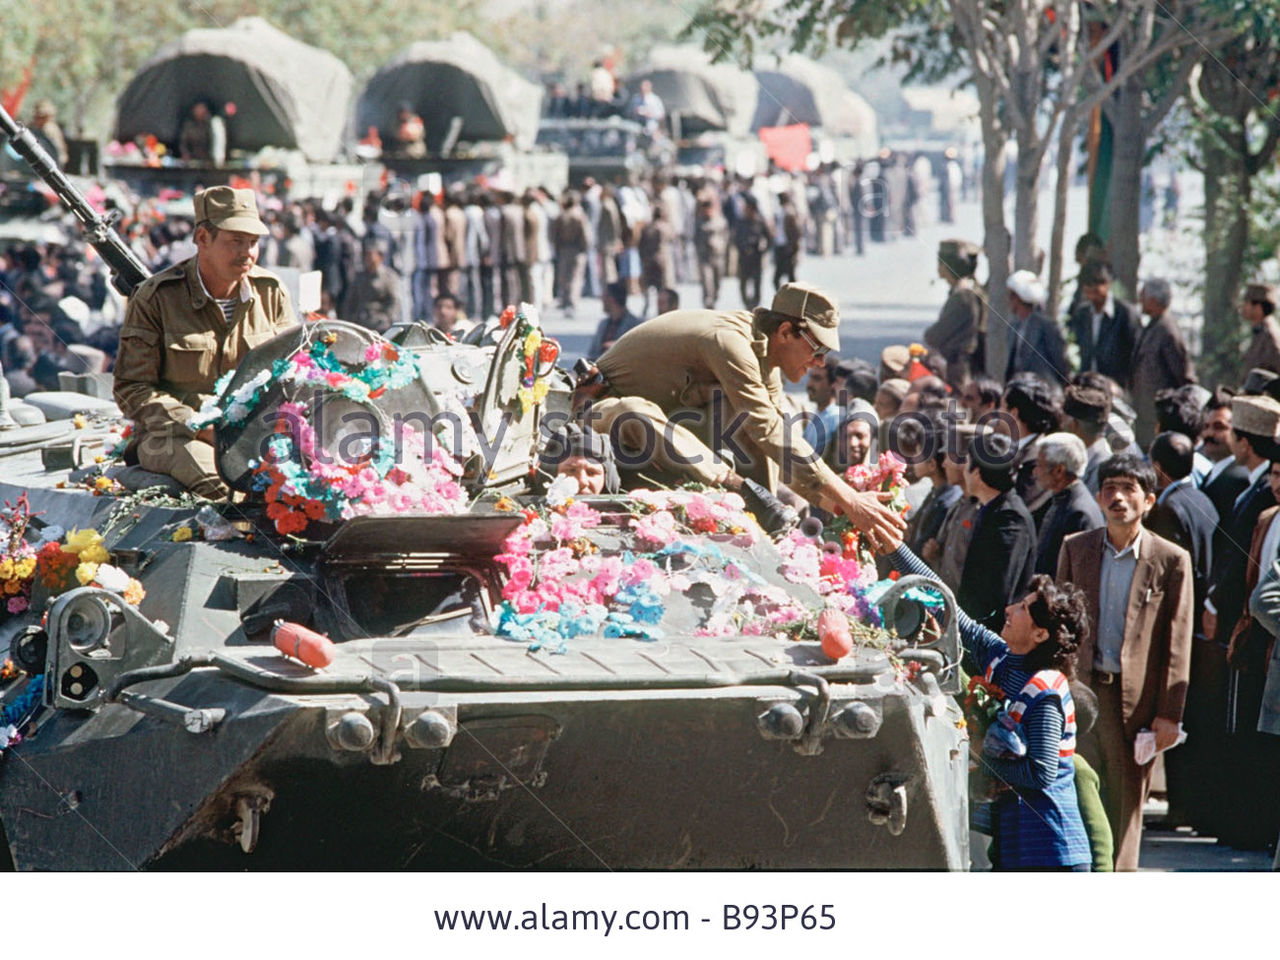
[976,85,1012,379]
[1104,78,1145,300]
[1200,126,1251,388]
[1012,133,1042,273]
[1047,112,1081,323]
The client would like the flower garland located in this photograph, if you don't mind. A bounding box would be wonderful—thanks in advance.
[188,335,423,432]
[498,304,560,416]
[251,403,466,536]
[490,483,909,653]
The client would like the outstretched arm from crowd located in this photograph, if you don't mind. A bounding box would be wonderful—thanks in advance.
[886,543,1006,673]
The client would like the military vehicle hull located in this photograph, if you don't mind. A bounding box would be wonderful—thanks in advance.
[1,631,967,871]
[0,478,968,871]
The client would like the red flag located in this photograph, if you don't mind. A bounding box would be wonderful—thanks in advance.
[1,57,36,116]
[757,124,812,172]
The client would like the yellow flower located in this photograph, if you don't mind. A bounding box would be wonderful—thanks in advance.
[171,526,194,543]
[14,557,36,580]
[0,559,12,580]
[94,476,113,492]
[523,328,542,357]
[75,562,99,586]
[494,497,517,512]
[81,545,110,565]
[532,379,549,404]
[63,528,104,556]
[73,414,86,429]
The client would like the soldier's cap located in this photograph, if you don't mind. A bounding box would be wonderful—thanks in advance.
[1244,283,1279,308]
[1232,395,1280,438]
[880,344,909,377]
[194,186,268,236]
[1241,367,1279,396]
[1006,269,1046,307]
[771,282,840,352]
[1063,385,1110,425]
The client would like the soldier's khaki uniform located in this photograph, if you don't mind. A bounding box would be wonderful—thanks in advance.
[114,258,297,498]
[592,309,840,503]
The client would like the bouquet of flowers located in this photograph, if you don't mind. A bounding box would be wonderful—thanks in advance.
[0,496,38,617]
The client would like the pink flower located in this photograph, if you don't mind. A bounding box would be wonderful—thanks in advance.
[634,510,678,548]
[6,596,28,614]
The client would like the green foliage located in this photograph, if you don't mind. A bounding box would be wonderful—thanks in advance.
[681,0,958,81]
[0,1,478,137]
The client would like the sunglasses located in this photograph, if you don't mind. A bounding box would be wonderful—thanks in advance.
[797,325,829,359]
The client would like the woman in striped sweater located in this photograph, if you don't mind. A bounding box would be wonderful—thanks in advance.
[888,542,1093,870]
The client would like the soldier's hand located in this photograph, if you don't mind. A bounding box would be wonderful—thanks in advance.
[196,426,215,445]
[832,485,905,552]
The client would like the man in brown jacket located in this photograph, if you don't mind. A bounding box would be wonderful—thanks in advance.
[114,186,297,498]
[1058,453,1193,869]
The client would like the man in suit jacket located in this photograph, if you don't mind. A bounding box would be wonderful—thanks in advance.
[1218,462,1280,849]
[1147,432,1217,614]
[1032,432,1105,574]
[1058,454,1194,870]
[958,432,1036,631]
[1199,388,1251,524]
[1132,279,1196,447]
[1004,270,1069,385]
[924,239,985,389]
[1240,282,1280,376]
[1067,260,1139,389]
[1145,430,1220,827]
[1003,375,1061,524]
[1063,384,1112,495]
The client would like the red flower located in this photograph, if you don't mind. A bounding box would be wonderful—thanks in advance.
[499,306,517,328]
[962,519,973,529]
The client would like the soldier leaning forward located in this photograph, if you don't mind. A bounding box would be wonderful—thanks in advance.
[114,186,297,499]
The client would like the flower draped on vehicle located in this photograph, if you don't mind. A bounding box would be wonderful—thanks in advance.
[187,334,423,432]
[490,485,907,652]
[251,403,466,536]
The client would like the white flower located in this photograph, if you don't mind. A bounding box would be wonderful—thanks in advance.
[546,473,579,507]
[93,563,130,593]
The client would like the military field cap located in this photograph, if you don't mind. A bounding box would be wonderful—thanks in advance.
[1241,367,1279,396]
[880,344,909,378]
[1244,283,1279,308]
[1231,395,1280,438]
[194,186,268,236]
[1063,385,1110,424]
[771,282,840,352]
[1006,269,1046,307]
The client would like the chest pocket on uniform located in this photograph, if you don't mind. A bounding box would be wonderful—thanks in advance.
[165,330,218,386]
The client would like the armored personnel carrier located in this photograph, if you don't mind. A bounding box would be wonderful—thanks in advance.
[0,105,969,871]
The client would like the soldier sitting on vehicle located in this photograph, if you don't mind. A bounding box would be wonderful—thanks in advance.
[114,186,298,499]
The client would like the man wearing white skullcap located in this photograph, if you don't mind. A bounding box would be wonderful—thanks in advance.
[1004,269,1069,385]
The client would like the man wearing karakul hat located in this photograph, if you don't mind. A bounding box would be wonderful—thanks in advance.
[1005,269,1069,385]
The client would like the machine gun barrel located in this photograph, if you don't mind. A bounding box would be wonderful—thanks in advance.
[0,103,150,296]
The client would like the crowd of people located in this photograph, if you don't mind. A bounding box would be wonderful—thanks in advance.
[770,234,1279,870]
[3,122,1278,872]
